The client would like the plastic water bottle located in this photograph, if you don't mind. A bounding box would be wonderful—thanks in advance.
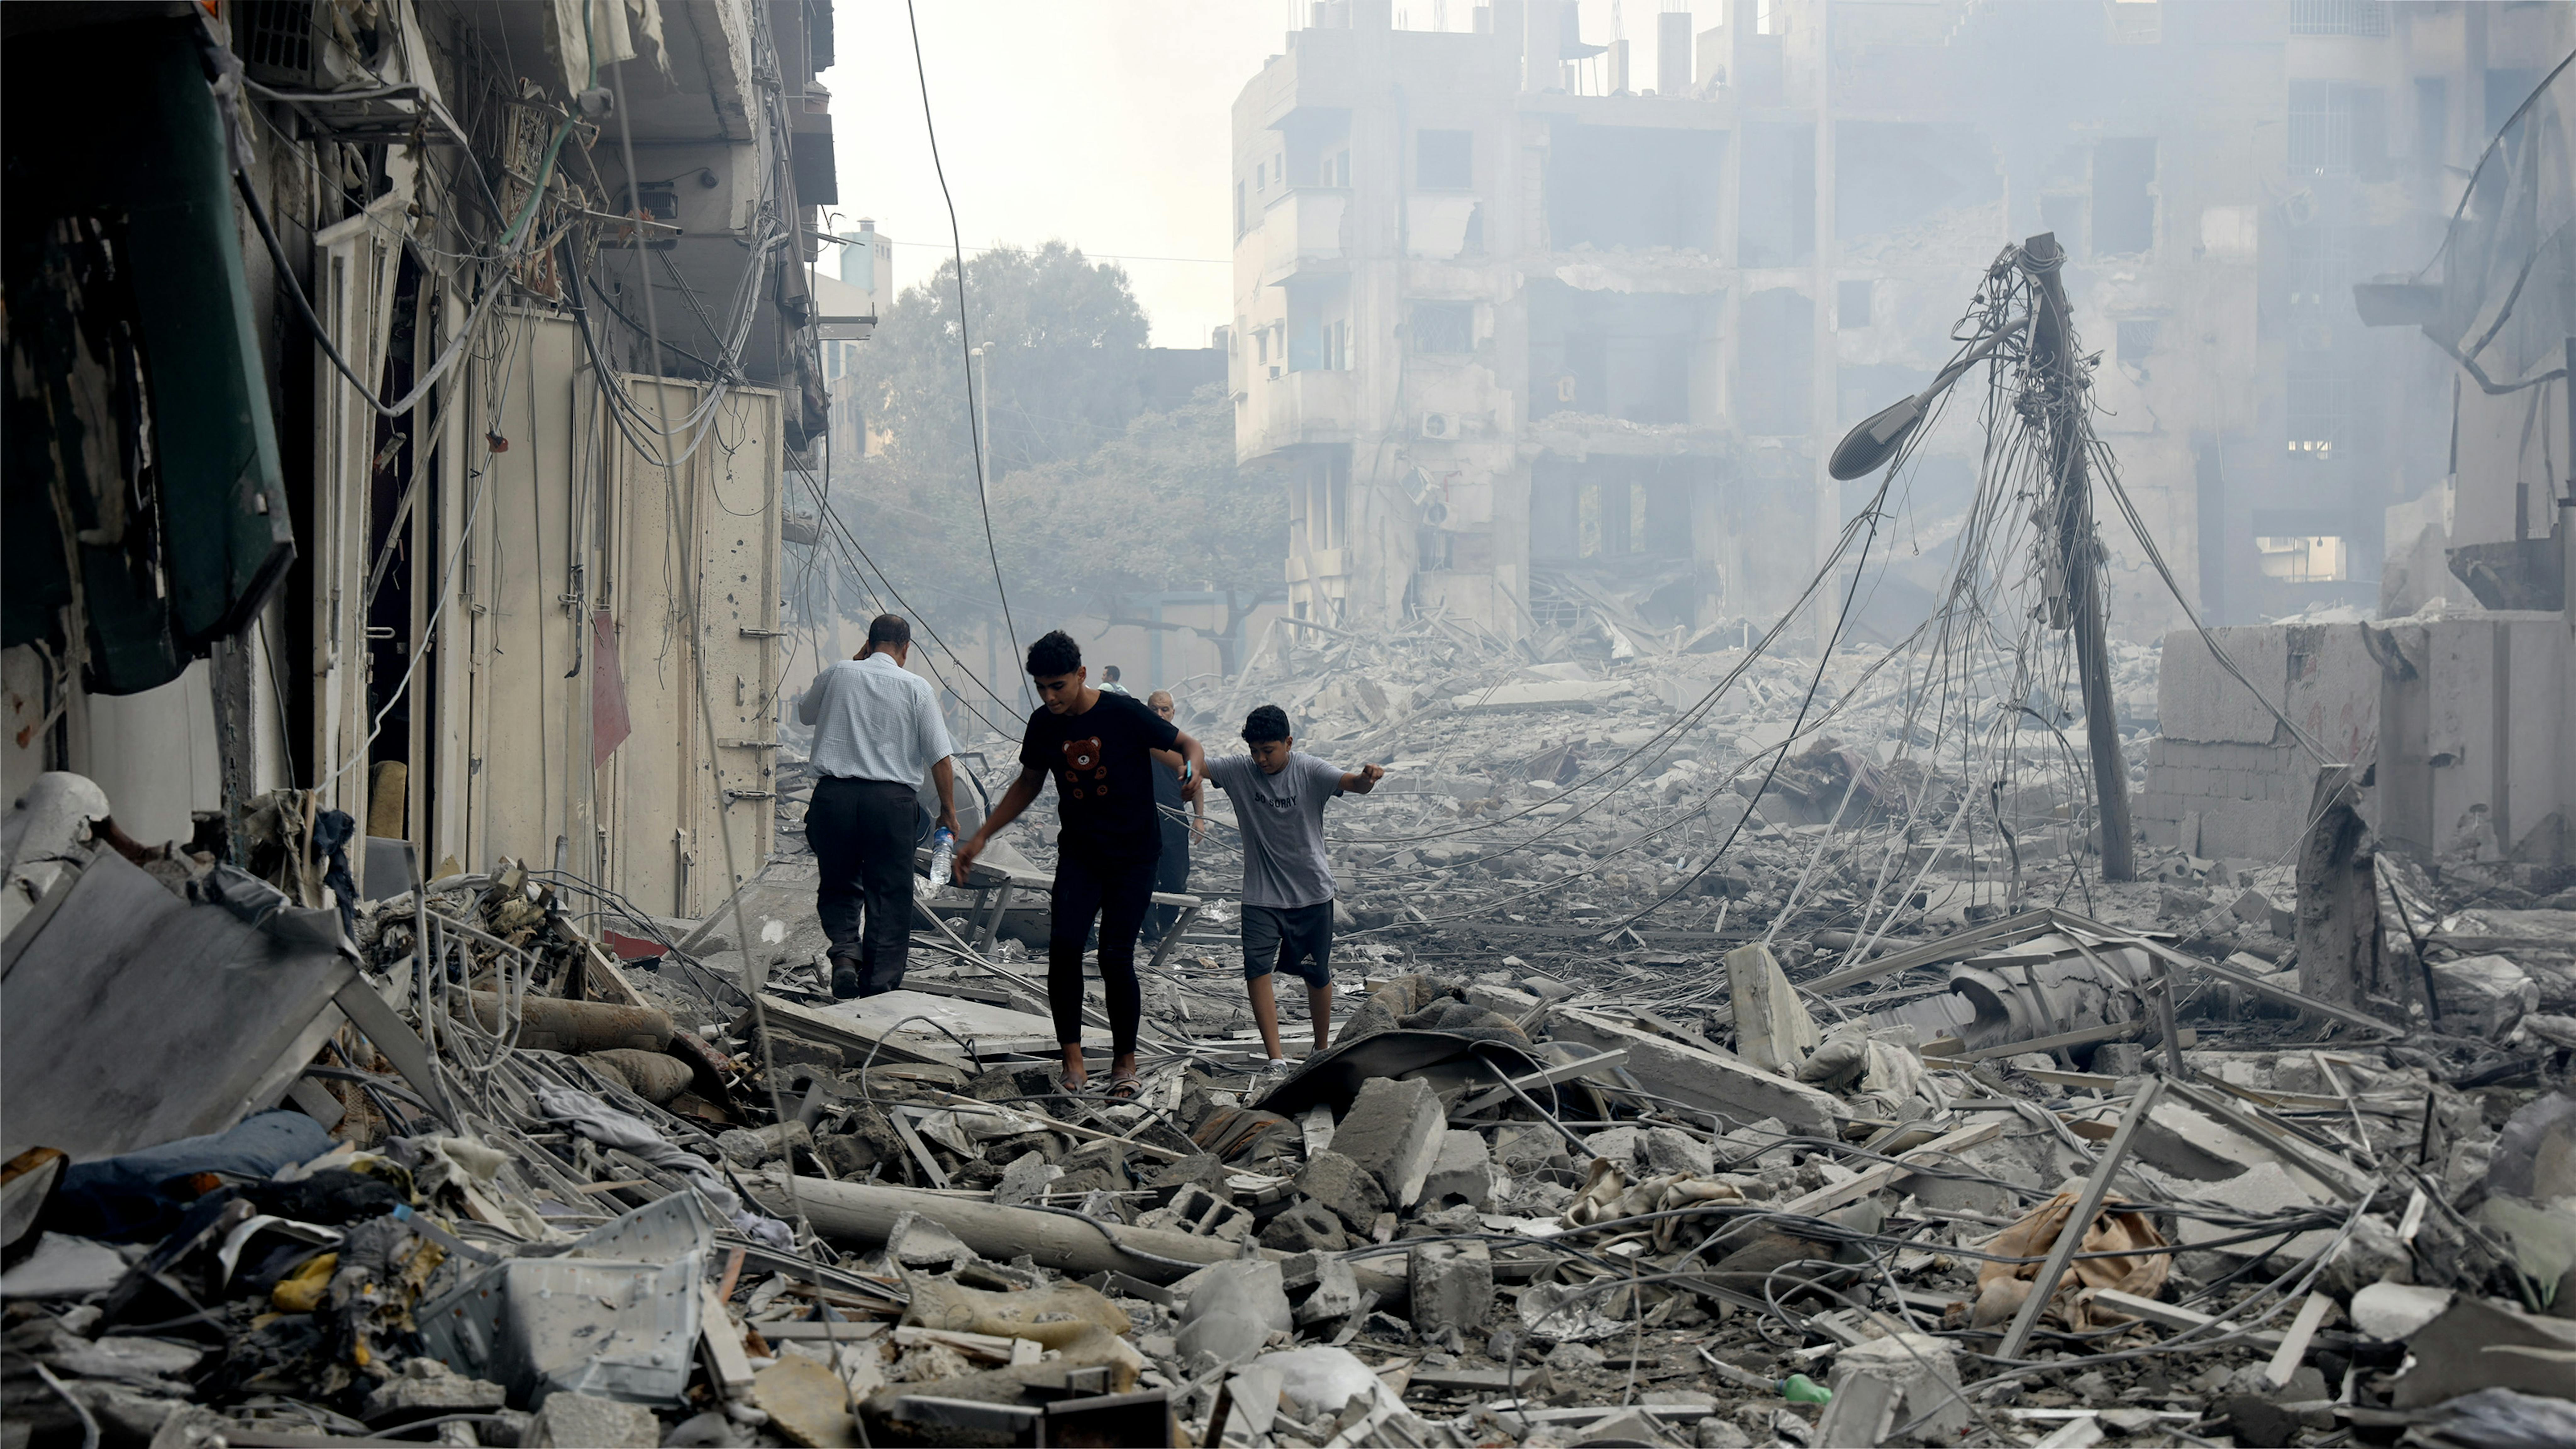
[918,827,955,900]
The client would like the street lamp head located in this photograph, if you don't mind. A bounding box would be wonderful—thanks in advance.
[1829,394,1926,481]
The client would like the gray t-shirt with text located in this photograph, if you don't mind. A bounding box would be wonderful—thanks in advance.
[1206,752,1344,909]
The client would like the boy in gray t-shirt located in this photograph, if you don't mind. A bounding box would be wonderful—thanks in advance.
[1205,704,1384,1075]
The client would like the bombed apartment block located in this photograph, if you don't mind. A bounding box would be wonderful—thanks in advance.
[1230,0,2553,650]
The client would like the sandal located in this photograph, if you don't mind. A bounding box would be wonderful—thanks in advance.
[1103,1073,1142,1102]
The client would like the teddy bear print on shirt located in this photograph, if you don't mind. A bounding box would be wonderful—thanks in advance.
[1059,736,1108,799]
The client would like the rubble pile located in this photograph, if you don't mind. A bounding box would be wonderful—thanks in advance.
[5,736,2572,1448]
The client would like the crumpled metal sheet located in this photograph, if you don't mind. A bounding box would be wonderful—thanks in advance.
[417,1194,713,1407]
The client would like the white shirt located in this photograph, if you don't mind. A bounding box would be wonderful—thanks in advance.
[797,655,953,783]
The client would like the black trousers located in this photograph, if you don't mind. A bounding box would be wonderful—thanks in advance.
[1143,825,1190,942]
[806,776,918,995]
[1049,848,1157,1057]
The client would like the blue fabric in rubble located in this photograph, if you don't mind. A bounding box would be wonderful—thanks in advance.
[52,1111,334,1241]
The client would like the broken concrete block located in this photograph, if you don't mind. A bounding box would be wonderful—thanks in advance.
[754,1356,859,1448]
[1813,1332,1966,1446]
[1294,1149,1389,1234]
[1549,1010,1842,1135]
[1290,1254,1363,1328]
[2160,885,2216,919]
[1581,1125,1641,1168]
[1725,941,1818,1076]
[2090,1042,2147,1077]
[1694,1416,1752,1449]
[992,1151,1062,1208]
[2232,887,2292,935]
[1259,1200,1348,1254]
[524,1392,660,1448]
[1420,1131,1498,1210]
[1640,1126,1715,1178]
[1331,1076,1447,1208]
[361,1359,506,1423]
[2429,954,2538,1038]
[1407,1239,1493,1331]
[882,1211,975,1271]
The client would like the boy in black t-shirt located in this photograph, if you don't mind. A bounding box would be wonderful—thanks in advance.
[955,631,1206,1097]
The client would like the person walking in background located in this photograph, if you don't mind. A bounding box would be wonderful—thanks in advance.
[797,614,958,999]
[1205,704,1382,1079]
[955,631,1206,1097]
[1143,690,1202,946]
[1099,664,1132,696]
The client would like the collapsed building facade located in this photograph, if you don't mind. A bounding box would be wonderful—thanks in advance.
[1228,0,2557,650]
[3,0,832,917]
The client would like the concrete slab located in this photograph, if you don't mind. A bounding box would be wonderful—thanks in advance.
[1547,1009,1841,1134]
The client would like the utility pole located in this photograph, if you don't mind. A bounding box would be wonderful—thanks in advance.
[2021,232,2135,880]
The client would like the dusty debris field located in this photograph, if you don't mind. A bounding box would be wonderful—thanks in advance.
[5,627,2572,1449]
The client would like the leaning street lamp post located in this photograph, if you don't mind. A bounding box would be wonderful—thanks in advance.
[1827,232,2136,881]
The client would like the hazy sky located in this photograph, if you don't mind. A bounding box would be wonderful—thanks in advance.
[817,1,1286,348]
[816,2,1719,347]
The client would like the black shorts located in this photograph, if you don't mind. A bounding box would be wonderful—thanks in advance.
[1241,902,1334,988]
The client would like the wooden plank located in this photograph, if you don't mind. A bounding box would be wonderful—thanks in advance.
[2091,1289,2283,1350]
[699,1282,756,1395]
[2262,1292,2333,1388]
[1773,1119,2004,1219]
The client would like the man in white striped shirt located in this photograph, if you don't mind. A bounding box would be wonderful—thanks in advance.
[797,614,958,998]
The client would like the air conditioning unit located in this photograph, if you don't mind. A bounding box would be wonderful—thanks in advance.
[235,0,380,90]
[1419,411,1458,441]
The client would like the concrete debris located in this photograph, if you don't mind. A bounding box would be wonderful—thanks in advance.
[5,645,2569,1449]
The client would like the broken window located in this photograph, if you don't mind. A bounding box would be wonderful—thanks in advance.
[1286,281,1351,373]
[2117,319,2158,365]
[2255,534,2350,582]
[1290,449,1350,554]
[1531,459,1694,567]
[1417,129,1473,189]
[1526,282,1712,424]
[2091,139,2156,256]
[1412,301,1474,355]
[1544,121,1723,249]
[2285,224,2348,308]
[2285,354,2343,459]
[1834,122,2001,242]
[1737,123,1814,267]
[1837,280,1872,329]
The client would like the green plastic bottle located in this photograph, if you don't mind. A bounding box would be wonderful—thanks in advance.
[1780,1374,1834,1405]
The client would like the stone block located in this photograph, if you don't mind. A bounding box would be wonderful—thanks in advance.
[1407,1239,1493,1332]
[1259,1200,1348,1254]
[525,1392,660,1448]
[2089,1042,2146,1077]
[2430,955,2537,1039]
[1295,1148,1391,1234]
[1421,1131,1498,1210]
[1639,1126,1715,1178]
[1290,1253,1363,1327]
[1813,1333,1966,1446]
[361,1360,506,1423]
[1551,1011,1842,1135]
[1724,942,1818,1076]
[1580,1125,1640,1168]
[1332,1076,1447,1208]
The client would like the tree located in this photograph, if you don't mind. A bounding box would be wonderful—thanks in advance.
[988,384,1284,673]
[848,242,1152,483]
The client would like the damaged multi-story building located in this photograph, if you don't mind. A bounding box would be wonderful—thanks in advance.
[1227,0,2559,655]
[4,0,837,918]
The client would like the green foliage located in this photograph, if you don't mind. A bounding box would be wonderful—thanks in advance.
[826,244,1280,631]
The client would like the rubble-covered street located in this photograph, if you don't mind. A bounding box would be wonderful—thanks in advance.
[7,2,2575,1448]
